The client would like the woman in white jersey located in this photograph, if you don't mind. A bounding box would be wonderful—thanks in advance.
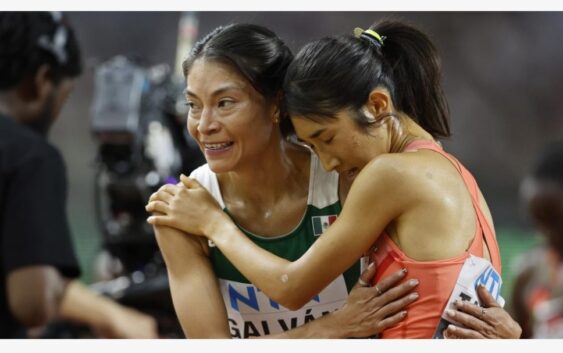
[149,23,419,338]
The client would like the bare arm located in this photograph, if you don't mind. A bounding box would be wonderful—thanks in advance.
[7,266,67,327]
[154,224,231,338]
[155,223,349,338]
[147,160,405,310]
[263,264,419,338]
[58,280,158,338]
[155,223,420,339]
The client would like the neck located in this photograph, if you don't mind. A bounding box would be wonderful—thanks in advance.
[387,114,435,153]
[220,134,308,206]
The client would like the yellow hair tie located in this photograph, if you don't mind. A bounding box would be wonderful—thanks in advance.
[353,27,385,47]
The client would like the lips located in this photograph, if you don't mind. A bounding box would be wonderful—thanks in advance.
[204,142,234,150]
[202,141,234,157]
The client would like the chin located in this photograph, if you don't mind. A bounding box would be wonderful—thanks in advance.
[206,160,236,174]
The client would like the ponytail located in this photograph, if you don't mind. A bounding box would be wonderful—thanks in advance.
[372,21,450,138]
[284,20,451,139]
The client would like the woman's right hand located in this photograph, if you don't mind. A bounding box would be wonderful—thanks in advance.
[442,285,522,339]
[145,175,230,237]
[332,263,419,338]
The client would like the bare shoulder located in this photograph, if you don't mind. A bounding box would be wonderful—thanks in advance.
[336,153,425,237]
[154,226,210,260]
[351,150,456,210]
[348,153,424,211]
[356,152,424,189]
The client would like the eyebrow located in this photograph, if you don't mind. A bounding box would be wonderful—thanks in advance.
[185,84,245,99]
[308,128,326,139]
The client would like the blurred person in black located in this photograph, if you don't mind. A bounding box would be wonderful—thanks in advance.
[0,12,157,338]
[510,142,563,338]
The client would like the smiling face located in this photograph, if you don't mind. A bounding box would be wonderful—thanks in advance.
[186,59,279,173]
[291,109,386,181]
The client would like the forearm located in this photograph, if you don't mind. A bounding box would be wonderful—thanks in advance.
[258,266,418,339]
[58,280,159,338]
[58,280,117,328]
[208,221,306,308]
[209,216,367,310]
[7,266,68,327]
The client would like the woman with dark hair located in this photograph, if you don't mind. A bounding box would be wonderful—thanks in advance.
[149,23,419,338]
[146,20,524,339]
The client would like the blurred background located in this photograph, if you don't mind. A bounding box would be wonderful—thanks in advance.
[49,11,562,334]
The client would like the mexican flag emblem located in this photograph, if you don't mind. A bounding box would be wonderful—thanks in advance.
[312,215,337,237]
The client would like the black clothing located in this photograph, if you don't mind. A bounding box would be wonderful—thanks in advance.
[0,113,80,338]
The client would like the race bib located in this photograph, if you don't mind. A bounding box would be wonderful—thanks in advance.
[218,276,349,338]
[433,255,504,338]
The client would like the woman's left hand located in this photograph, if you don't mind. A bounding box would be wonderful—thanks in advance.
[145,174,227,237]
[442,284,522,339]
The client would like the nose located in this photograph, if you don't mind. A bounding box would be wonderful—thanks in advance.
[197,108,220,135]
[318,153,340,172]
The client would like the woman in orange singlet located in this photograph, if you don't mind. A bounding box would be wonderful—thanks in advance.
[146,21,511,338]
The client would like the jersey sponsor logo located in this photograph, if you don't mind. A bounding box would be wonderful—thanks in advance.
[311,215,337,237]
[475,264,502,302]
[433,255,505,338]
[218,276,348,337]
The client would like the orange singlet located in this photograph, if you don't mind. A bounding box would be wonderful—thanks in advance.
[370,140,502,338]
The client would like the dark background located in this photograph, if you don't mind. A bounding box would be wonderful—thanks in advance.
[52,12,563,290]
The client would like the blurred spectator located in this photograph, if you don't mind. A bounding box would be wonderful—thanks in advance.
[511,141,563,338]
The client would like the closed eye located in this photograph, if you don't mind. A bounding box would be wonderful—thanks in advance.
[296,137,315,150]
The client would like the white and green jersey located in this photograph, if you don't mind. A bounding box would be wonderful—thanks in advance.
[190,152,362,338]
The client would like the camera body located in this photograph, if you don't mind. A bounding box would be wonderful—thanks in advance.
[88,56,204,337]
[91,55,203,273]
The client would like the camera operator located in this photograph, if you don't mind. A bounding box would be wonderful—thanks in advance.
[0,12,157,338]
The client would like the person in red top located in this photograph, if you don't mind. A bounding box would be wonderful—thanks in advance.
[147,20,521,338]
